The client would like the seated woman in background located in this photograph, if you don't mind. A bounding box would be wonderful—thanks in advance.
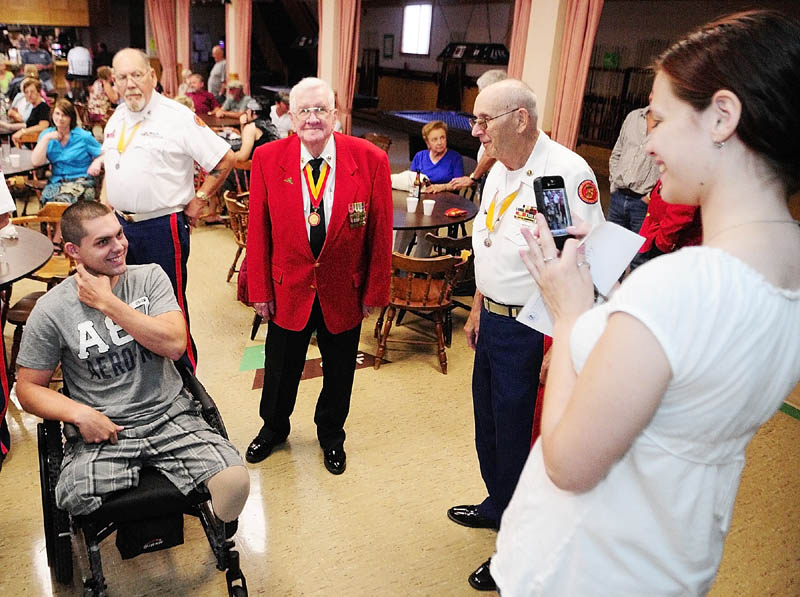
[9,77,50,144]
[232,101,280,163]
[411,120,464,193]
[31,99,102,205]
[395,120,465,256]
[491,10,800,596]
[87,66,118,119]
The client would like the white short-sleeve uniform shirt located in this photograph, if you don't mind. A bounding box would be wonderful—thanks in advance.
[102,92,230,214]
[472,132,604,306]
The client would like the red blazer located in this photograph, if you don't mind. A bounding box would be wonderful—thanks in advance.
[247,133,393,333]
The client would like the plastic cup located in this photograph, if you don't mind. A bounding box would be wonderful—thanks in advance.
[9,154,20,167]
[406,196,418,213]
[422,199,435,216]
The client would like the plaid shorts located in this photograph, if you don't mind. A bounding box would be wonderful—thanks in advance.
[56,391,244,516]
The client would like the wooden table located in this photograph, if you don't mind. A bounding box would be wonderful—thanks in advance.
[0,226,54,287]
[0,148,36,177]
[198,113,241,129]
[392,189,479,231]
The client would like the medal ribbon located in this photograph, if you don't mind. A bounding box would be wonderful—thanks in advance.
[303,161,330,211]
[485,187,520,232]
[117,121,142,155]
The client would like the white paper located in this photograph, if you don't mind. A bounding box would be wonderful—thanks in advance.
[516,288,554,336]
[515,221,644,335]
[580,222,645,296]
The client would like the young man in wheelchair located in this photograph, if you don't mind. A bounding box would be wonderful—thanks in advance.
[15,201,250,524]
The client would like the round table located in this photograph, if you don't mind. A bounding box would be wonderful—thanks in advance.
[0,148,36,177]
[198,113,241,129]
[0,226,54,287]
[392,190,479,231]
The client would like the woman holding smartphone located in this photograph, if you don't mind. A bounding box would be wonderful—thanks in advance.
[491,11,800,595]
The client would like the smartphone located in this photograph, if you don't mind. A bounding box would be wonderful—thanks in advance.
[533,176,573,250]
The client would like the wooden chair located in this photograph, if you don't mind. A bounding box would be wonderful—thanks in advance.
[233,160,252,194]
[12,202,75,288]
[73,102,91,130]
[374,252,466,374]
[425,233,476,346]
[361,133,392,154]
[5,290,47,386]
[223,191,249,282]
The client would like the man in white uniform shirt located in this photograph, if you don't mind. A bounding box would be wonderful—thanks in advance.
[448,79,604,591]
[88,48,235,372]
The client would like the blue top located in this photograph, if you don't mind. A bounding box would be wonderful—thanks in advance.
[38,127,103,183]
[410,148,464,184]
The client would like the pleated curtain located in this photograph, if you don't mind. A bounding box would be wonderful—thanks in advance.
[225,0,253,94]
[507,0,532,79]
[146,0,179,96]
[549,0,604,149]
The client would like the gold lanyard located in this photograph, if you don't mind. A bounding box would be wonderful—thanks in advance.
[117,121,142,155]
[485,188,520,232]
[303,161,330,208]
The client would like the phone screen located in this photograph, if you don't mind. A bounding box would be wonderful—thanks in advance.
[533,176,573,249]
[541,187,572,236]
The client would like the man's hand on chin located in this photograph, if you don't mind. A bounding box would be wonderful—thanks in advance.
[75,264,116,311]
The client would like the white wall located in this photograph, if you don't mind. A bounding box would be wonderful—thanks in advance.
[360,2,512,78]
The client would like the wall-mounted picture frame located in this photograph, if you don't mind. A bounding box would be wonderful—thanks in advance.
[383,34,394,59]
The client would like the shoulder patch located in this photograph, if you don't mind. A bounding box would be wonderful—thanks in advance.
[194,115,207,128]
[577,179,598,204]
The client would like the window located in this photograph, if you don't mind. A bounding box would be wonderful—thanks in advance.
[401,3,432,56]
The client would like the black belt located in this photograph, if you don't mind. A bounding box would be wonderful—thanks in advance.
[616,187,645,198]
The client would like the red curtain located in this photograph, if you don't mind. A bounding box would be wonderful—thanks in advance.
[507,0,532,79]
[176,0,191,76]
[226,0,253,94]
[146,0,178,96]
[335,0,361,135]
[549,0,604,149]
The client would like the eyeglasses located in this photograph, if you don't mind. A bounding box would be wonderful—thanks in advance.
[468,108,522,130]
[113,71,149,85]
[295,106,331,120]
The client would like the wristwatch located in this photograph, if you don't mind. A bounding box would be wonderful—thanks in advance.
[195,191,209,205]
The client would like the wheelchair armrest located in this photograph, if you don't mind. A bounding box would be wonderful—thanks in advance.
[176,364,215,412]
[63,422,81,442]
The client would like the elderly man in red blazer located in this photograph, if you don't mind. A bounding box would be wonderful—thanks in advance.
[245,77,392,474]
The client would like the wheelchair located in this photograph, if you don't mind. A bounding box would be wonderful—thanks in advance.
[37,364,248,596]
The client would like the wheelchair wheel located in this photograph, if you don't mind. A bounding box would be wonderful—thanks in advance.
[38,423,74,583]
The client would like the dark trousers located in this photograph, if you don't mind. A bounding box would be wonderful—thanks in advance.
[258,298,361,450]
[608,189,648,234]
[472,308,543,522]
[118,211,197,372]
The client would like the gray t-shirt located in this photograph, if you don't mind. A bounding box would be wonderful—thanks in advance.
[208,59,226,96]
[222,94,252,113]
[18,264,184,426]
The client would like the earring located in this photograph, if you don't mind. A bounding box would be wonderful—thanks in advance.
[713,140,725,149]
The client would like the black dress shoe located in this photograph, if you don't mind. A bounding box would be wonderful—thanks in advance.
[468,558,496,591]
[448,504,498,529]
[246,435,280,463]
[323,446,346,475]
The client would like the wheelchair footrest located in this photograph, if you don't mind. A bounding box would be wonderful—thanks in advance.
[115,513,184,560]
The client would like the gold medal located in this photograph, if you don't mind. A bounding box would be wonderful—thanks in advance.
[308,211,321,226]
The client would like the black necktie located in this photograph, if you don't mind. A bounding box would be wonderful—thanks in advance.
[308,157,326,258]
